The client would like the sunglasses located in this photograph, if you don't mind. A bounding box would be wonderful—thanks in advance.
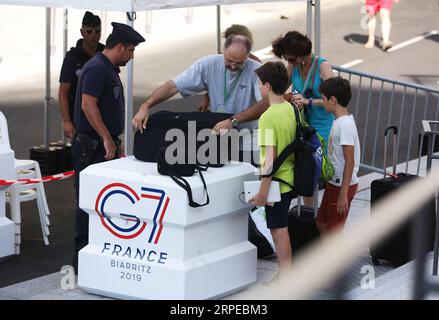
[283,55,300,63]
[83,29,101,34]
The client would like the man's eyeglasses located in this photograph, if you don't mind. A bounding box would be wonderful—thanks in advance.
[224,57,246,69]
[83,29,101,34]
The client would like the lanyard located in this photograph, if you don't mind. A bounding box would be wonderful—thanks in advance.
[300,54,317,93]
[224,68,243,105]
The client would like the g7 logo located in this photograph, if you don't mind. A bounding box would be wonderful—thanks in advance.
[95,183,170,244]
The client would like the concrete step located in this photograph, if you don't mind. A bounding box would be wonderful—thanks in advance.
[347,252,439,300]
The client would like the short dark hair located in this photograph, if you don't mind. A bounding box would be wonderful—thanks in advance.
[224,34,252,53]
[319,76,352,107]
[255,61,289,95]
[105,33,130,49]
[272,31,312,59]
[224,24,254,45]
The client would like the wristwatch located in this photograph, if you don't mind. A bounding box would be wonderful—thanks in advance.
[230,116,240,128]
[308,98,313,107]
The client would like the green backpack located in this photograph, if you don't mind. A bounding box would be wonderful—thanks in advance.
[317,133,335,182]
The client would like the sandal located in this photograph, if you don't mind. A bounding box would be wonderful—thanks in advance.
[381,41,393,51]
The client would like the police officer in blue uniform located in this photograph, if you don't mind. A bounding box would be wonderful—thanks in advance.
[58,11,104,139]
[72,22,145,273]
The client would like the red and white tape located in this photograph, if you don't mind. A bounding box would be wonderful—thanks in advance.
[0,170,75,187]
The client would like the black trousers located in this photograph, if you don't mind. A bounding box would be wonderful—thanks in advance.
[71,136,107,273]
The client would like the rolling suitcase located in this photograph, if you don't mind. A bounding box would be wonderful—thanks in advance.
[133,111,234,166]
[288,194,321,256]
[370,126,436,266]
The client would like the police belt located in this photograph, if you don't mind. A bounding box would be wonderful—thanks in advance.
[75,133,121,147]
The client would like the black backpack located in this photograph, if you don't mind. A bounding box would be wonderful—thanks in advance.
[263,103,322,197]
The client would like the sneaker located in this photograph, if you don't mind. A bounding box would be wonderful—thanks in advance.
[262,273,280,289]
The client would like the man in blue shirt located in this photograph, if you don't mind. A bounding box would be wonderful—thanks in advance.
[71,22,145,273]
[132,35,269,164]
[58,11,104,140]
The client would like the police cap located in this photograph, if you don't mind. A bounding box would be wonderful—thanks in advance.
[82,11,101,28]
[110,22,145,46]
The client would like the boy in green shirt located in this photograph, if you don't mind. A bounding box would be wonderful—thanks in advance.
[249,61,297,281]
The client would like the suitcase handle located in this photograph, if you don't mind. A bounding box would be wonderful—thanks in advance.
[384,126,398,137]
[383,125,398,177]
[296,187,319,217]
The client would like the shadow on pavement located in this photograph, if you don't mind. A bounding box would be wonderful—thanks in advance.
[343,33,383,49]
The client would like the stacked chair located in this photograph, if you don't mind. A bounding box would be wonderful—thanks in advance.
[0,111,50,254]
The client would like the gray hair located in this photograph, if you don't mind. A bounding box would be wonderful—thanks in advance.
[223,34,252,53]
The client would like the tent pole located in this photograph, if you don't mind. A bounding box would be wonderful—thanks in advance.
[45,7,51,147]
[62,8,68,143]
[314,0,321,55]
[125,12,135,156]
[306,0,312,39]
[216,5,221,54]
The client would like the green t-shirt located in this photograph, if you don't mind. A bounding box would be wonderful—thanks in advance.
[258,101,297,194]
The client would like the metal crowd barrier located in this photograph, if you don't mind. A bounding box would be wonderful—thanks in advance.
[332,66,439,175]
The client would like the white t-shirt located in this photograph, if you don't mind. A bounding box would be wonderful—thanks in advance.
[327,114,361,186]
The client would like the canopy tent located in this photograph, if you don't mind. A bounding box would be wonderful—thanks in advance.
[0,0,321,155]
[0,0,319,12]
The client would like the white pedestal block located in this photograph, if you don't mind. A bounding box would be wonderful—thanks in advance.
[0,191,14,259]
[0,145,15,260]
[78,156,258,299]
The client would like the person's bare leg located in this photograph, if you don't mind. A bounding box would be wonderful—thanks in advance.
[365,13,377,48]
[271,227,292,277]
[380,9,393,50]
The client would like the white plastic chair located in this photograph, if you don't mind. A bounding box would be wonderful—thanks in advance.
[0,110,50,254]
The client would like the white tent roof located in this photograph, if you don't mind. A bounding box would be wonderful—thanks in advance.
[1,0,320,153]
[0,0,300,11]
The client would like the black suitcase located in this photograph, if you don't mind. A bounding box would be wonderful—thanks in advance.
[288,195,321,256]
[133,111,234,165]
[370,126,436,266]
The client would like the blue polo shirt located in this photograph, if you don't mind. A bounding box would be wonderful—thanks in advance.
[73,52,125,138]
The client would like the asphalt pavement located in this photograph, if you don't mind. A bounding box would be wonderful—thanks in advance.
[0,0,438,288]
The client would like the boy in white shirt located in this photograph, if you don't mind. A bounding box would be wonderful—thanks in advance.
[316,77,361,234]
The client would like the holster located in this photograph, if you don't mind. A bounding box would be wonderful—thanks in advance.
[75,133,102,168]
[75,133,122,168]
